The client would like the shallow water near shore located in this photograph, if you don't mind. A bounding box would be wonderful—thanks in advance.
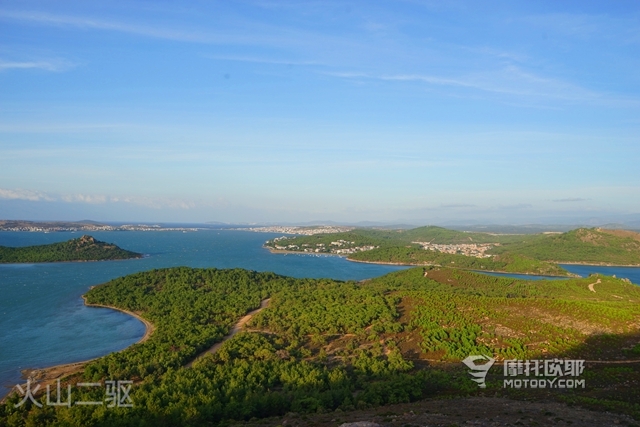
[0,230,407,397]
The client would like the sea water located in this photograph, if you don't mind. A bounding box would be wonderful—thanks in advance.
[479,265,640,283]
[0,230,407,396]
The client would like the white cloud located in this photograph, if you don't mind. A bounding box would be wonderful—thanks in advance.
[61,194,108,204]
[0,59,74,72]
[0,188,55,201]
[0,188,195,209]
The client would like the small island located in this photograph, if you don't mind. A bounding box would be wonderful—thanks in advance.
[0,235,143,263]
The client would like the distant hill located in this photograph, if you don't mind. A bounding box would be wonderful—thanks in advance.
[490,228,640,265]
[266,225,640,270]
[0,235,143,263]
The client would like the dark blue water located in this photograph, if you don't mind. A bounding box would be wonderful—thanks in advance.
[0,230,406,396]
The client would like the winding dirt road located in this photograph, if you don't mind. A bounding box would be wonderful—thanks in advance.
[186,298,270,367]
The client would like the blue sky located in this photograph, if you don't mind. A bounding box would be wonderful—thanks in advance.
[1,1,639,225]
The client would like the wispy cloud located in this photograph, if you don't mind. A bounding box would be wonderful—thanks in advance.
[441,203,476,208]
[497,203,533,210]
[0,59,74,72]
[110,196,196,210]
[0,10,218,43]
[327,65,637,106]
[0,9,313,48]
[0,188,195,209]
[0,188,55,201]
[61,194,108,204]
[202,54,321,66]
[552,198,588,203]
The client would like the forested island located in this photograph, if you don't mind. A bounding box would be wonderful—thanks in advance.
[3,265,640,425]
[0,235,142,263]
[265,226,640,275]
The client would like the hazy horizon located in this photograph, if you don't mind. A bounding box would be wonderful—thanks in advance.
[2,1,639,224]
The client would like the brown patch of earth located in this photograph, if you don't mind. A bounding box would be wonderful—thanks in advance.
[598,228,640,242]
[229,396,638,427]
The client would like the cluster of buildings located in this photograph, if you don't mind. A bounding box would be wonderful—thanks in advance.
[412,241,497,258]
[268,237,378,254]
[244,226,354,235]
[0,221,199,232]
[0,223,117,232]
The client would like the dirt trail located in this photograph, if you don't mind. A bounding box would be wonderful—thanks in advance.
[186,298,270,367]
[588,278,601,293]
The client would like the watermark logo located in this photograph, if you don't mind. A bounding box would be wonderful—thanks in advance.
[462,356,587,389]
[14,379,133,408]
[462,354,495,388]
[503,358,585,389]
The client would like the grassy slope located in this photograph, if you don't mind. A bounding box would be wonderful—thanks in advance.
[0,235,142,263]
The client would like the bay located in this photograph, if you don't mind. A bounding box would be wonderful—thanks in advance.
[0,230,406,396]
[476,266,640,284]
[476,272,567,281]
[560,264,640,284]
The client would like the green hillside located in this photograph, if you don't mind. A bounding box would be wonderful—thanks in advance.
[490,228,640,265]
[349,245,570,276]
[4,266,640,425]
[264,226,529,254]
[0,235,142,263]
[268,226,640,270]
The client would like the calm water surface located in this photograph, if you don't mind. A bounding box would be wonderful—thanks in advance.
[478,265,640,283]
[0,230,406,396]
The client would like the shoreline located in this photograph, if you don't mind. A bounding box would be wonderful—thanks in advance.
[557,261,640,267]
[267,247,344,257]
[82,296,155,344]
[0,255,144,265]
[267,246,640,269]
[346,258,573,277]
[1,297,154,403]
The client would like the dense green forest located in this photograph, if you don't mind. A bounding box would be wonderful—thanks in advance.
[3,266,640,425]
[0,235,142,263]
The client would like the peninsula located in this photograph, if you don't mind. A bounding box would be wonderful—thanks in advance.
[264,226,640,275]
[0,235,143,263]
[3,266,640,425]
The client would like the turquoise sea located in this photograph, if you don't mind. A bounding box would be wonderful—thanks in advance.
[0,230,407,397]
[1,230,639,398]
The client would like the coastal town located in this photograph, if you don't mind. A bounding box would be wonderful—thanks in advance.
[0,220,200,233]
[267,236,378,254]
[412,241,497,258]
[241,225,355,235]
